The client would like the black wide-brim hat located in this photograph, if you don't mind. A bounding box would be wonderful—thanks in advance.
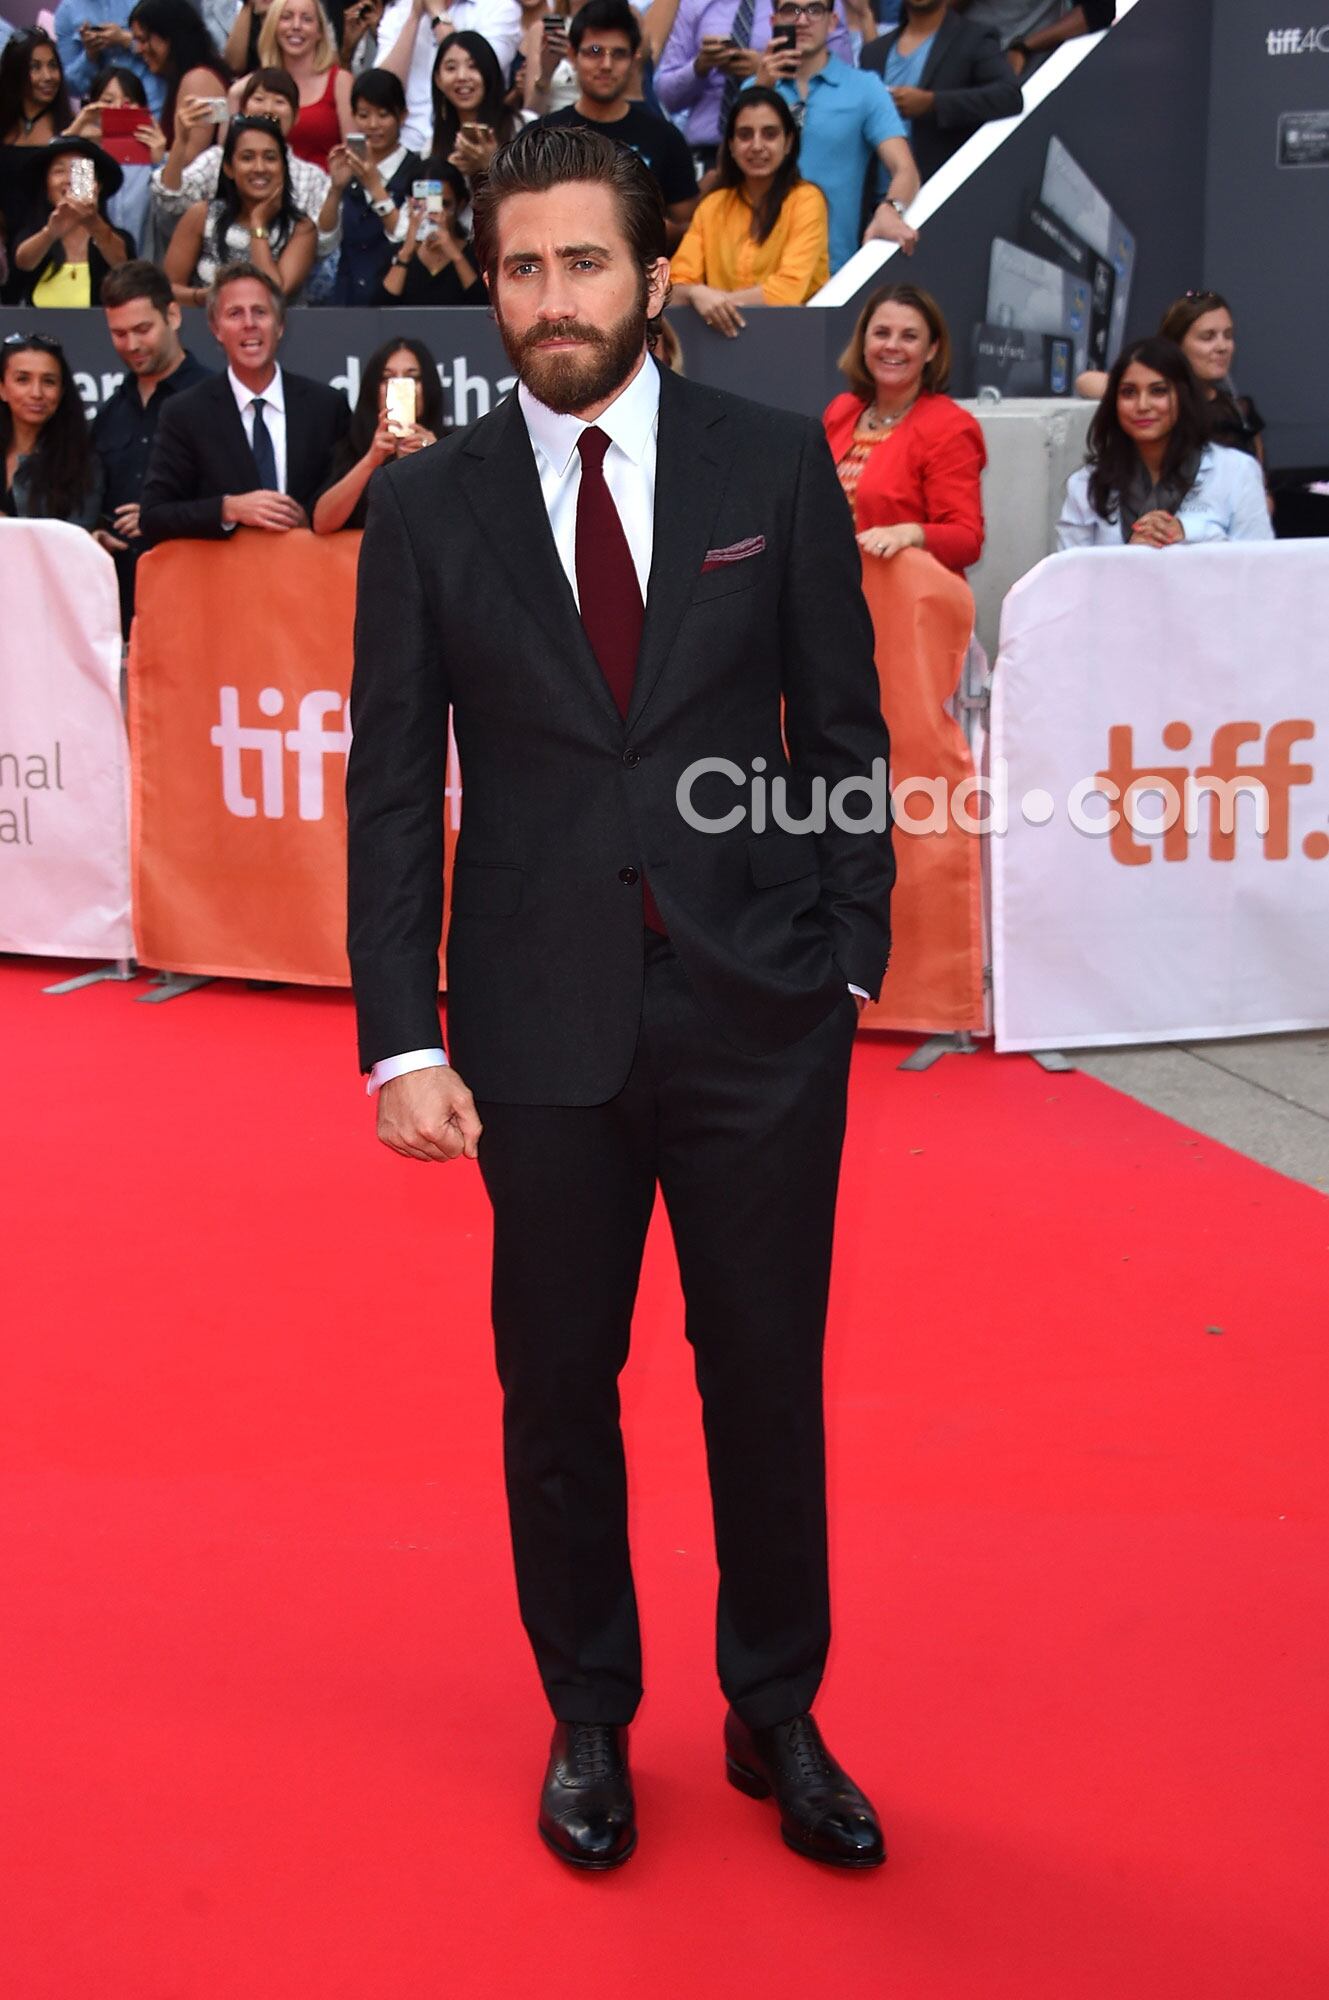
[23,135,124,201]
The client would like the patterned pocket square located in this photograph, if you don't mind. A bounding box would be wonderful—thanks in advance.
[700,535,766,573]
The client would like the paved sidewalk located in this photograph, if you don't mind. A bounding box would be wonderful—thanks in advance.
[1071,1033,1329,1194]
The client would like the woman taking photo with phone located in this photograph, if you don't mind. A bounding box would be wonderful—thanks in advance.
[64,67,167,254]
[0,31,75,240]
[5,138,133,307]
[669,87,827,333]
[163,113,316,304]
[320,66,420,302]
[824,281,987,574]
[377,159,484,303]
[423,30,524,197]
[1057,337,1273,549]
[313,335,443,532]
[1,332,104,528]
[128,0,231,167]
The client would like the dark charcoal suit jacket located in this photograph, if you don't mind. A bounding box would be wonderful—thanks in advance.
[346,362,895,1107]
[138,367,350,543]
[862,9,1022,183]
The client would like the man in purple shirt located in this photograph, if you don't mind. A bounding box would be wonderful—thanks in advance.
[655,0,856,157]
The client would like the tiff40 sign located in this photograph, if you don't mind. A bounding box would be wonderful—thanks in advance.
[990,543,1329,1051]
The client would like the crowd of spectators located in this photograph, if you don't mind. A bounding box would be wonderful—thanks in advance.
[5,0,1119,307]
[4,0,1284,622]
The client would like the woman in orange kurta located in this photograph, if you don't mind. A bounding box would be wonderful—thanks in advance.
[823,283,987,575]
[669,86,828,337]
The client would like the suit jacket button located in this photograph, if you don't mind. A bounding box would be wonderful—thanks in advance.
[618,865,639,885]
[622,747,640,767]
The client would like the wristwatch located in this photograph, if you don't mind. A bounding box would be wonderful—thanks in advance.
[886,198,907,217]
[394,253,413,267]
[1009,36,1030,56]
[251,223,269,241]
[370,194,394,217]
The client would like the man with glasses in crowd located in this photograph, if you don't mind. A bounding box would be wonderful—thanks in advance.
[539,0,699,251]
[753,0,919,274]
[655,0,858,174]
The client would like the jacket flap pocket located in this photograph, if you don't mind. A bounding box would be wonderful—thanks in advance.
[748,830,819,889]
[450,863,523,916]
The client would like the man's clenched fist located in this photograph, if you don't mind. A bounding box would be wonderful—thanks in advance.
[376,1066,482,1162]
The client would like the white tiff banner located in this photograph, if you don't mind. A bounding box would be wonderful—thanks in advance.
[0,519,132,960]
[990,542,1329,1051]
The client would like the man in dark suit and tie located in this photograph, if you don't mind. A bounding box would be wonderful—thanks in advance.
[139,261,349,545]
[347,124,895,1873]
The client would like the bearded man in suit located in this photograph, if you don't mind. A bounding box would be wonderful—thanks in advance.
[346,122,895,1873]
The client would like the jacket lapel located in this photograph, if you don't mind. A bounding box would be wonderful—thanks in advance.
[921,8,958,89]
[628,368,731,731]
[458,392,623,731]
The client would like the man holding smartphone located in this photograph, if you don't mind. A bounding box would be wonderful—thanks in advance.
[53,0,165,114]
[754,0,919,273]
[655,0,855,170]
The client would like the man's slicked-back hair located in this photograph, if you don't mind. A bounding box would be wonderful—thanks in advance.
[471,122,666,289]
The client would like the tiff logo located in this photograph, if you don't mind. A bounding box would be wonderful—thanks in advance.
[1266,25,1329,51]
[1096,720,1324,866]
[211,687,351,820]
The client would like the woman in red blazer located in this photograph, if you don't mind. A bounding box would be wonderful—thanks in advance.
[823,283,986,575]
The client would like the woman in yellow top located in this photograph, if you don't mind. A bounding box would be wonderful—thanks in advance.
[669,86,828,338]
[8,138,132,308]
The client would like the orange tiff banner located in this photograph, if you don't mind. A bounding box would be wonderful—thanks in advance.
[859,549,985,1035]
[129,530,460,985]
[129,533,981,1030]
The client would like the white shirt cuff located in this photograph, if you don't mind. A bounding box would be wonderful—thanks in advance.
[849,985,870,1002]
[366,1047,448,1094]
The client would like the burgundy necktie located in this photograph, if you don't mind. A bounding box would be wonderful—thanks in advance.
[574,426,665,934]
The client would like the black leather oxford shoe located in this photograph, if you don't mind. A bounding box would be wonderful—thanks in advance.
[538,1722,637,1870]
[724,1710,886,1868]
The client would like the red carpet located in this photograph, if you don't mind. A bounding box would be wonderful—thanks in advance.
[2,956,1327,1999]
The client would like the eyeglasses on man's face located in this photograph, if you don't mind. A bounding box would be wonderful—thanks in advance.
[579,41,634,61]
[773,3,830,19]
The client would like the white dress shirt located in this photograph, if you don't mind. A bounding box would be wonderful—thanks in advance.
[228,364,288,495]
[378,0,524,152]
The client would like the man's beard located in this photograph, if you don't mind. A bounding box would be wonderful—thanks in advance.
[497,285,649,416]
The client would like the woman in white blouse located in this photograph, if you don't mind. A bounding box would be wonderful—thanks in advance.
[1058,337,1273,550]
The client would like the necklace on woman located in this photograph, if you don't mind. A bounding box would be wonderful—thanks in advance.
[863,393,919,433]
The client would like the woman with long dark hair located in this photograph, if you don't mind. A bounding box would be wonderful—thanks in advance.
[313,336,442,532]
[128,0,230,164]
[164,113,315,304]
[7,139,133,307]
[0,331,104,528]
[425,30,523,196]
[1058,335,1273,548]
[670,87,827,336]
[1078,289,1267,465]
[0,31,75,242]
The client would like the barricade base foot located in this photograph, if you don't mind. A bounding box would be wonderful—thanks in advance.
[137,974,214,1005]
[899,1033,980,1072]
[44,960,137,994]
[1029,1049,1077,1073]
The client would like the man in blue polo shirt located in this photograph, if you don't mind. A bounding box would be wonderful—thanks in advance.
[753,0,919,275]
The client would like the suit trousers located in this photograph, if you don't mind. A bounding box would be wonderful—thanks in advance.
[475,934,858,1730]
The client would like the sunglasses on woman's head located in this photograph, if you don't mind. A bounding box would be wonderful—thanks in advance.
[3,332,64,354]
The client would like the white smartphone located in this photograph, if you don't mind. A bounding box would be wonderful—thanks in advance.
[68,155,96,204]
[384,377,418,433]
